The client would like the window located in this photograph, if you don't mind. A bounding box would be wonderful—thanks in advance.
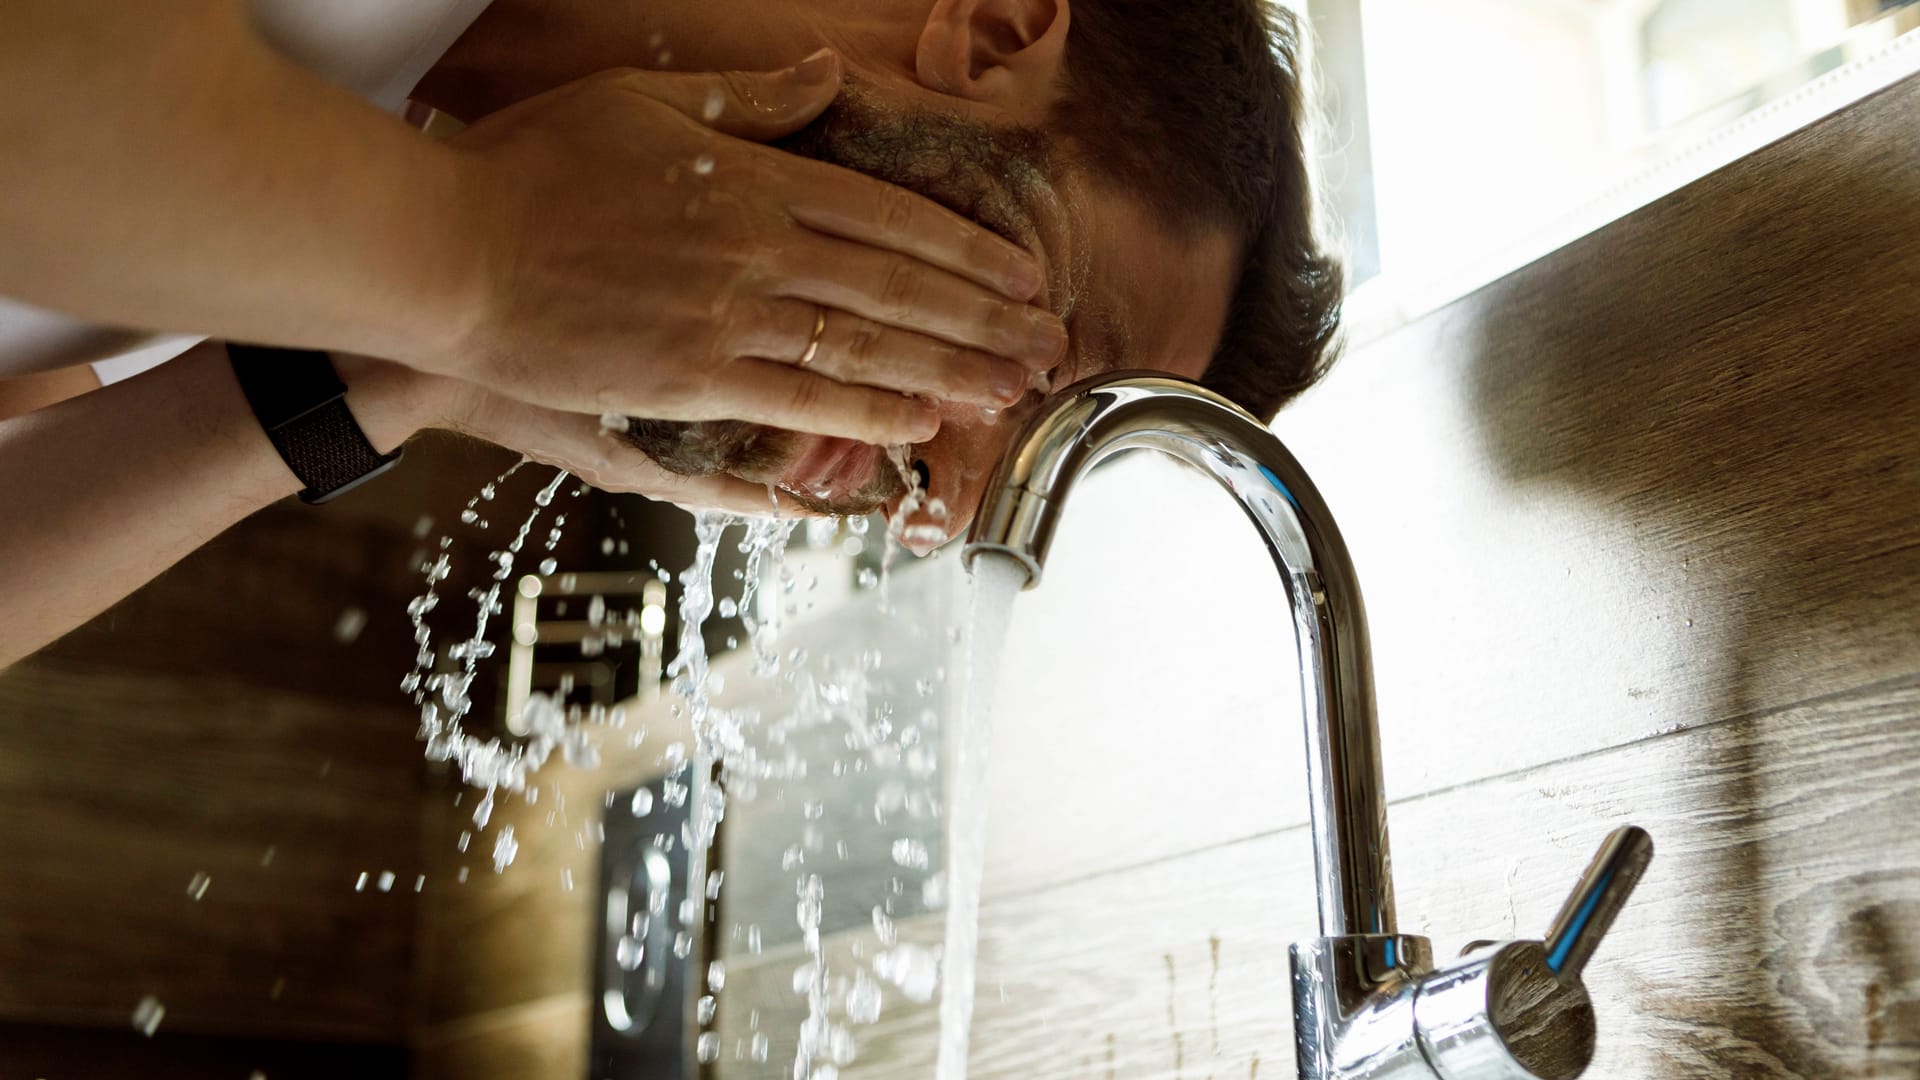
[1306,0,1920,333]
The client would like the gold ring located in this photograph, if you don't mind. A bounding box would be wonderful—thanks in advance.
[797,308,827,370]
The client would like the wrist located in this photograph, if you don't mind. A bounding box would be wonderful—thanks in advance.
[383,143,508,377]
[333,353,446,454]
[374,142,503,368]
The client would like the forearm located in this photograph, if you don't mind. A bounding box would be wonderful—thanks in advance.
[0,343,423,668]
[0,0,481,365]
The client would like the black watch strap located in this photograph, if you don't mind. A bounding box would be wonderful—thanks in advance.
[227,343,403,505]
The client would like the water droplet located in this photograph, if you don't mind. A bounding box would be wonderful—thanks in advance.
[796,888,825,941]
[873,944,939,1003]
[132,995,165,1036]
[846,969,884,1024]
[922,871,948,910]
[890,838,929,870]
[616,935,645,971]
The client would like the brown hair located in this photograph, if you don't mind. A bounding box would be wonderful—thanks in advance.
[1051,0,1343,420]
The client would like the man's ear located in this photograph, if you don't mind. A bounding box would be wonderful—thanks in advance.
[915,0,1068,103]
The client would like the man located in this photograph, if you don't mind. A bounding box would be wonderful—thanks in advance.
[0,0,1339,665]
[416,0,1344,548]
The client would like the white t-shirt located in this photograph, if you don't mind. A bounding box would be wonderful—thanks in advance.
[0,0,493,383]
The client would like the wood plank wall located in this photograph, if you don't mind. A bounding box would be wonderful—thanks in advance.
[0,436,533,1077]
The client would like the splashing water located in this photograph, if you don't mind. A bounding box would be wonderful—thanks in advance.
[654,455,947,1075]
[936,553,1025,1080]
[665,511,801,868]
[401,464,585,871]
[402,448,958,1073]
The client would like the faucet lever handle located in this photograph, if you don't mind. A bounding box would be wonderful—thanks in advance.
[1542,825,1654,982]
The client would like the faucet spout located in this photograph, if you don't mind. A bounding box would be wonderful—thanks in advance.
[962,372,1394,940]
[962,373,1652,1080]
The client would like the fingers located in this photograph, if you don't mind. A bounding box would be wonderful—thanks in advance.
[702,360,942,446]
[463,397,797,515]
[783,164,1044,300]
[607,50,843,142]
[768,238,1067,369]
[626,59,1044,302]
[736,302,1030,408]
[610,466,796,517]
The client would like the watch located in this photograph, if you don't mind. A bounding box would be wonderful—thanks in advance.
[227,343,404,505]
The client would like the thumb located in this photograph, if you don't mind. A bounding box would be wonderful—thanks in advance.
[622,49,844,142]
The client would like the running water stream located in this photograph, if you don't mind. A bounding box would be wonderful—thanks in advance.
[936,553,1027,1080]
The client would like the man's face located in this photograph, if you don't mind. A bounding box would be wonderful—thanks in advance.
[625,80,1239,548]
[422,0,1241,548]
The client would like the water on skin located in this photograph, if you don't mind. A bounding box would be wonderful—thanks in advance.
[937,553,1026,1080]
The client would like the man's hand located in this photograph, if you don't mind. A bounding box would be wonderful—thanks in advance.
[421,51,1066,448]
[335,354,798,516]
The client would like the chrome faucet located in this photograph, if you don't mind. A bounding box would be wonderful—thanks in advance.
[961,372,1653,1080]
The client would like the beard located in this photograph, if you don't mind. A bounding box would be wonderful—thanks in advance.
[620,81,1055,516]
